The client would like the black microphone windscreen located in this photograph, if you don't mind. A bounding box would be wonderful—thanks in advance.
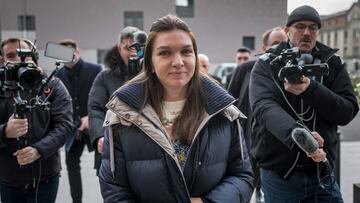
[134,31,147,45]
[291,127,319,153]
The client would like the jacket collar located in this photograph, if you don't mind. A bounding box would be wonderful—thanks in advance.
[114,75,236,116]
[312,41,338,62]
[64,58,83,77]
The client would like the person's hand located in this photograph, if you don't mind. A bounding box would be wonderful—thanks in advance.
[284,76,310,95]
[307,148,327,163]
[97,137,104,154]
[190,197,203,203]
[37,66,44,75]
[13,146,41,165]
[78,116,89,131]
[312,131,324,147]
[307,131,326,162]
[5,114,28,139]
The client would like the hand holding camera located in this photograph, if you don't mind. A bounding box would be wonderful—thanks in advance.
[284,76,310,95]
[5,114,28,139]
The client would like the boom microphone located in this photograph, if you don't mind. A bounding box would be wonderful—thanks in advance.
[291,127,318,154]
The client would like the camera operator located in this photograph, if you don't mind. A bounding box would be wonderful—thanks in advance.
[0,38,73,203]
[55,39,102,203]
[88,26,143,174]
[249,5,359,202]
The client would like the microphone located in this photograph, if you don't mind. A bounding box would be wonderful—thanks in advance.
[134,31,147,45]
[291,127,318,154]
[291,128,328,162]
[297,54,313,66]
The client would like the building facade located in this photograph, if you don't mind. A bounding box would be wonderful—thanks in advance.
[0,0,287,71]
[320,1,360,71]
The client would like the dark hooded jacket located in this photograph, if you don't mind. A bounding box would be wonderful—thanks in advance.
[0,77,73,186]
[88,46,133,170]
[249,41,359,179]
[99,76,254,203]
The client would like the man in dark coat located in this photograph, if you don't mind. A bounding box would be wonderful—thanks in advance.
[55,39,101,203]
[0,38,73,203]
[249,5,359,202]
[88,26,141,174]
[228,26,287,203]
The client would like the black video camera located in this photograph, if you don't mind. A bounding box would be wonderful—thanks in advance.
[0,49,42,92]
[270,47,329,84]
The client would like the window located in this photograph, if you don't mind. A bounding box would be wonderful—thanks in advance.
[18,15,35,31]
[344,47,348,57]
[124,11,143,30]
[334,32,338,47]
[242,36,255,50]
[353,46,359,58]
[176,0,194,18]
[344,30,348,44]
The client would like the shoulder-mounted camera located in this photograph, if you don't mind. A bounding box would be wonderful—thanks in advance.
[0,47,42,92]
[270,47,329,84]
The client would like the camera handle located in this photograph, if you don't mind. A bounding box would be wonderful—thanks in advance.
[13,90,29,149]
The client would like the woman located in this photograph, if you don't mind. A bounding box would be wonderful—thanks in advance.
[99,15,254,203]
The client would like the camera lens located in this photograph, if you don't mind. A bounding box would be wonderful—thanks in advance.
[18,67,42,90]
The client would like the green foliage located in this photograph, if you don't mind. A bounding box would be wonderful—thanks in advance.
[350,72,360,105]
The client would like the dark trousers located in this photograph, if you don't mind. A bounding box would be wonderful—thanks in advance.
[261,168,343,203]
[66,139,85,203]
[0,175,59,203]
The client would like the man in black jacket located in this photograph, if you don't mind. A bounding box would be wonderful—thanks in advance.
[88,26,141,174]
[0,38,73,203]
[55,39,101,203]
[249,5,359,202]
[228,26,287,203]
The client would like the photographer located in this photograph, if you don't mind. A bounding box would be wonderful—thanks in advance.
[0,38,73,203]
[249,5,359,202]
[88,26,143,174]
[55,39,102,203]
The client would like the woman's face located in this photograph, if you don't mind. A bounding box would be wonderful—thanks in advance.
[151,29,196,100]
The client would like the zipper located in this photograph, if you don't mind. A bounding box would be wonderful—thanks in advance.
[190,100,237,145]
[186,100,238,190]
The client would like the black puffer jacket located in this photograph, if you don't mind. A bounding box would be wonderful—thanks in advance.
[249,41,359,179]
[0,77,73,186]
[88,46,130,170]
[99,77,254,203]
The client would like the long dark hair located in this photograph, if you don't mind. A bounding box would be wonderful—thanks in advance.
[136,15,206,144]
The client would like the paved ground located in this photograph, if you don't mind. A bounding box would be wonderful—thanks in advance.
[57,150,102,203]
[56,114,360,203]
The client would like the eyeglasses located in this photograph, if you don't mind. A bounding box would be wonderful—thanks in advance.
[293,23,319,33]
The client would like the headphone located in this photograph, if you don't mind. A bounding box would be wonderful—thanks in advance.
[23,39,39,64]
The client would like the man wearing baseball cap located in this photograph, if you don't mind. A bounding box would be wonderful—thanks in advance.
[249,5,358,202]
